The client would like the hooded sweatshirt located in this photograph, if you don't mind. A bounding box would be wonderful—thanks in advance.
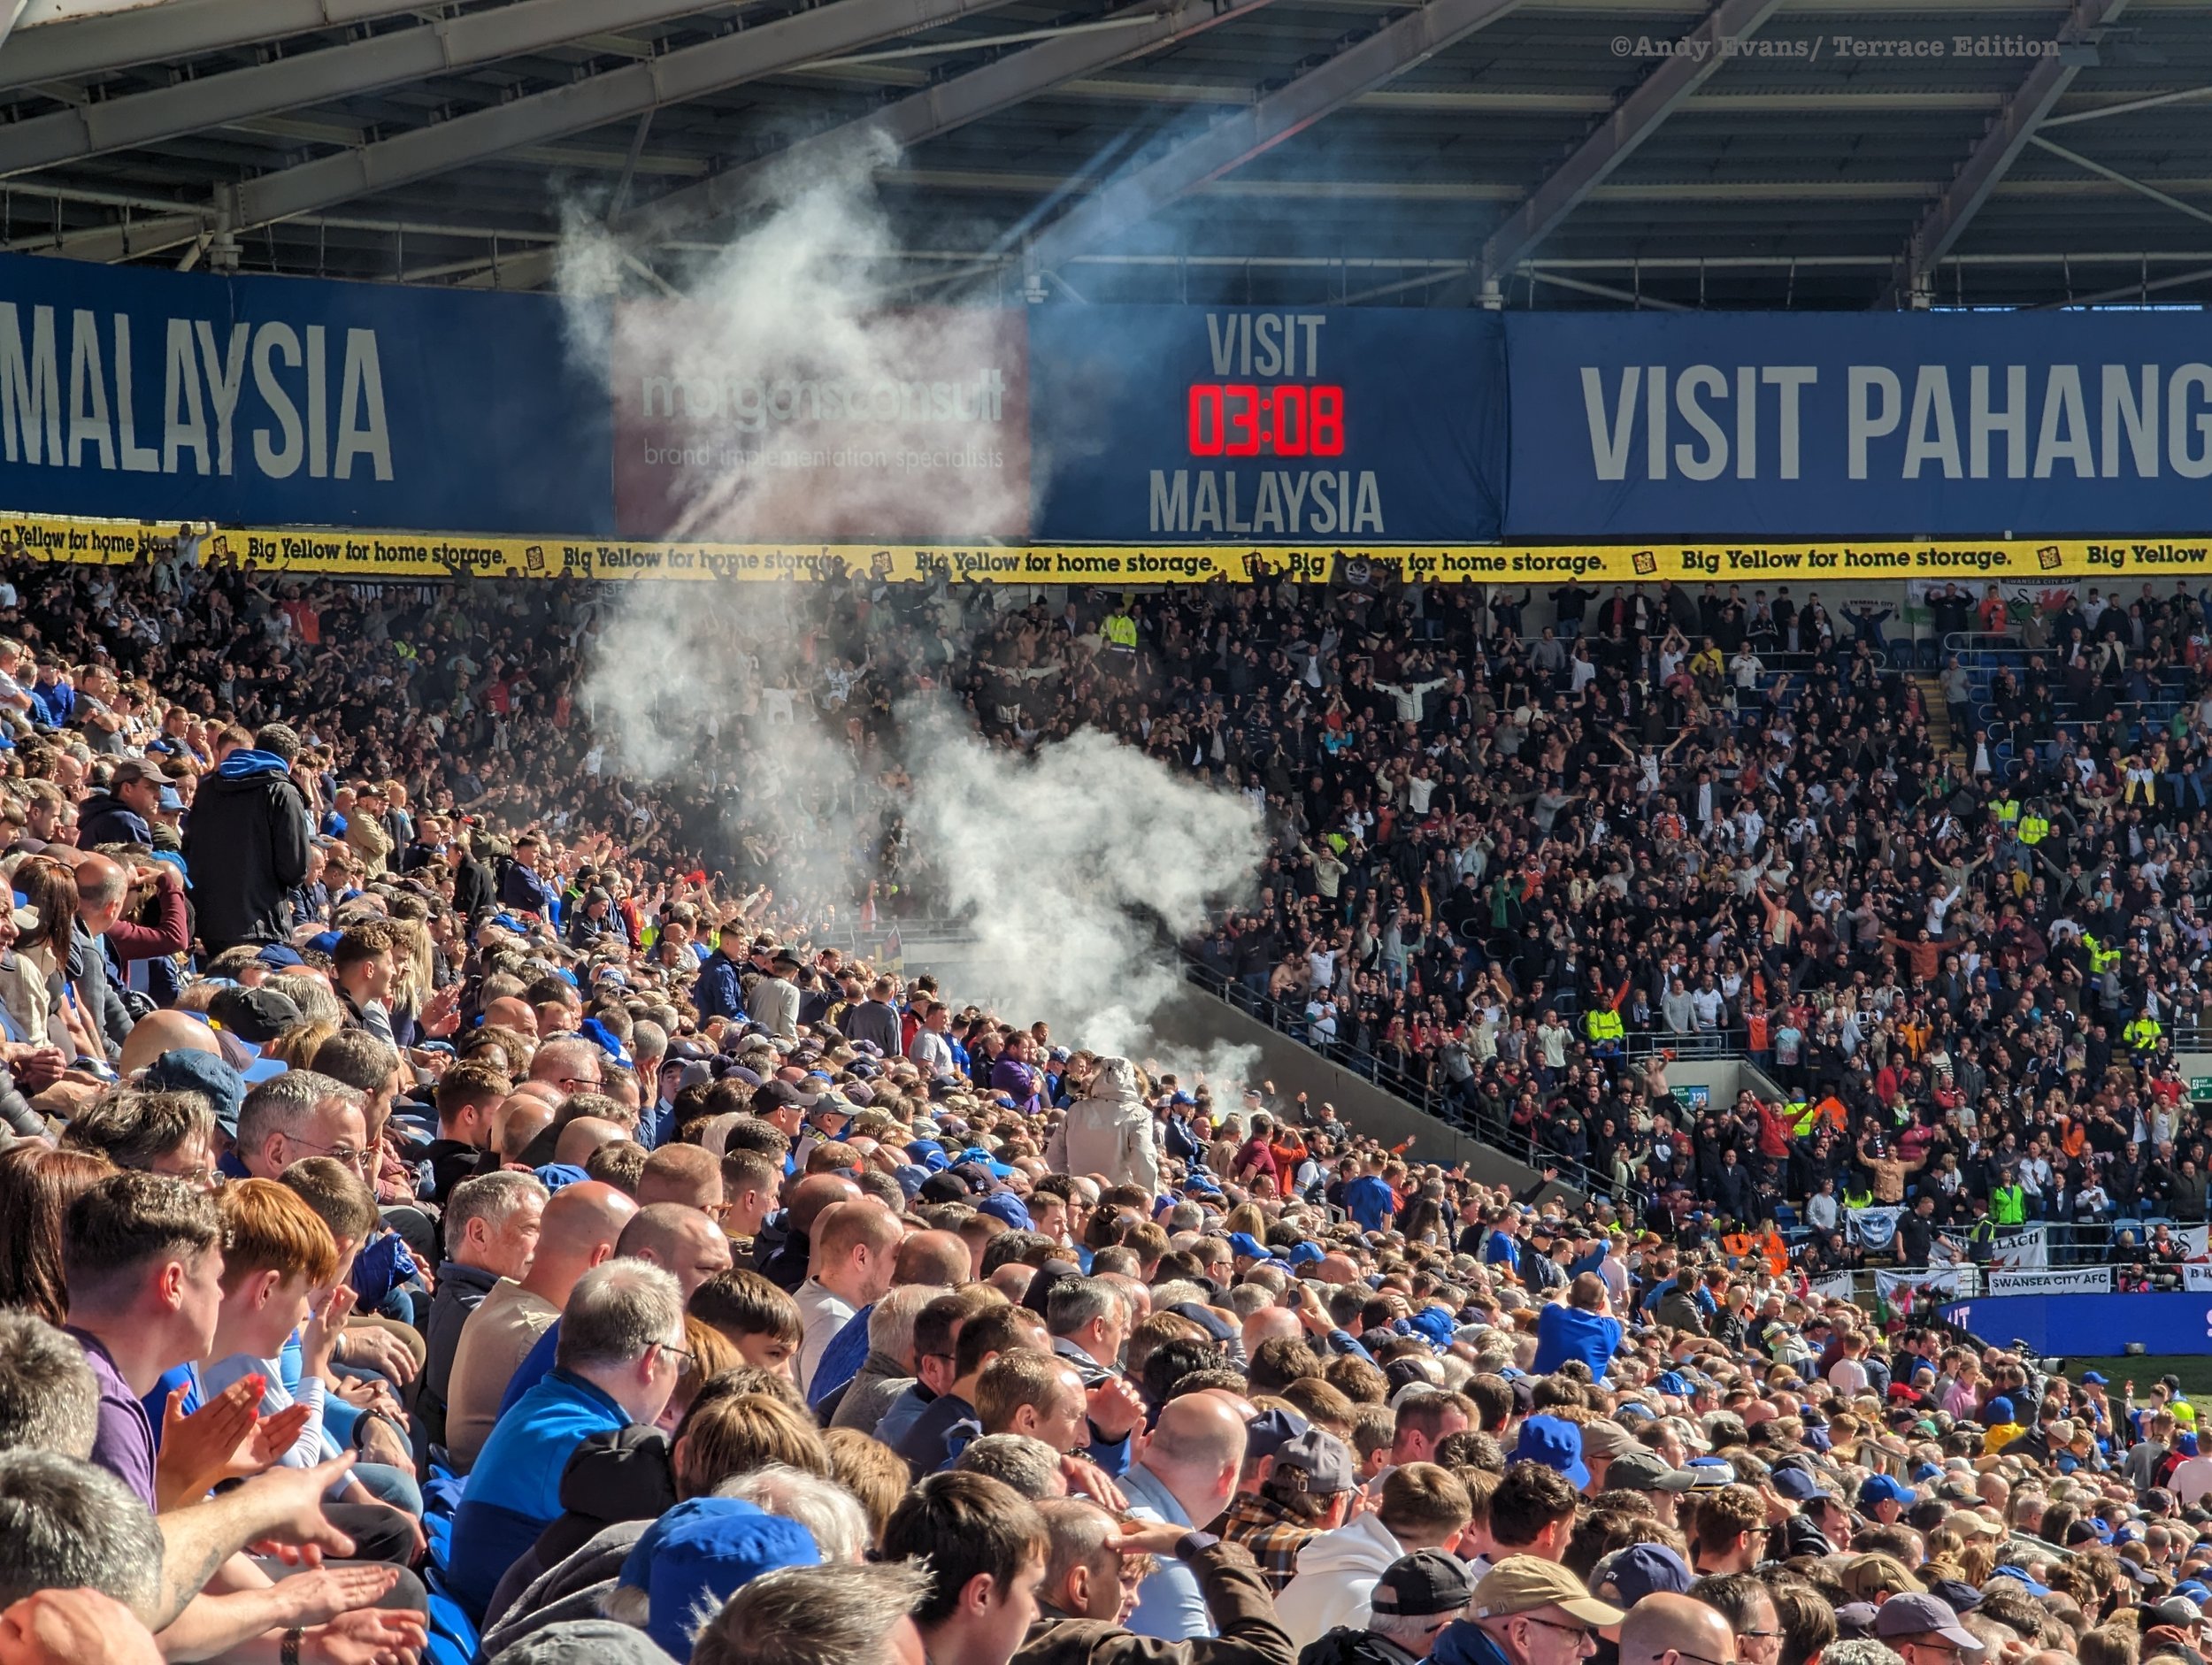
[181,750,311,948]
[1273,1512,1407,1649]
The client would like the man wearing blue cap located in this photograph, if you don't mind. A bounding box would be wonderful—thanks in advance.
[1859,1473,1915,1524]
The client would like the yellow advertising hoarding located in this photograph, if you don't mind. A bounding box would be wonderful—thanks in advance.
[3,512,2208,586]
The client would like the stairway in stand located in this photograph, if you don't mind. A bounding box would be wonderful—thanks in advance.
[1914,672,1961,762]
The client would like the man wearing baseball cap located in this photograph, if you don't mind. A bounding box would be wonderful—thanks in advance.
[1435,1555,1624,1665]
[1220,1426,1358,1593]
[1858,1473,1915,1524]
[1874,1593,1985,1665]
[1304,1551,1479,1665]
[1598,1452,1698,1534]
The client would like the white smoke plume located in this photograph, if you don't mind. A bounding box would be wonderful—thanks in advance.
[566,148,1268,1084]
[894,701,1264,1078]
[563,130,1027,543]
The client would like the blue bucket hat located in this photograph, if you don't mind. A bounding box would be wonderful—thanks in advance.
[1510,1416,1590,1488]
[618,1499,820,1661]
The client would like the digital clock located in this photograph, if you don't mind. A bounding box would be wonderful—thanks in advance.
[1187,383,1346,458]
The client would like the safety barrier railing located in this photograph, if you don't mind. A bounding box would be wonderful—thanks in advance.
[1179,952,1616,1196]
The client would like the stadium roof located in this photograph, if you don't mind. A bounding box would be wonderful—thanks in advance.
[1,0,2208,308]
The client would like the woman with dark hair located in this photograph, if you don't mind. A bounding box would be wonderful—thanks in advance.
[0,857,102,1068]
[0,1144,112,1325]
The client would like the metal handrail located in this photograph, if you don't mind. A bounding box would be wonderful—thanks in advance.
[1179,951,1616,1196]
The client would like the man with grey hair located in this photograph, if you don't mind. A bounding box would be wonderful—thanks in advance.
[447,1260,686,1620]
[956,1434,1071,1501]
[0,1309,101,1460]
[1048,1276,1130,1386]
[420,1170,549,1455]
[229,1069,369,1184]
[529,1036,608,1101]
[831,1283,941,1434]
[718,1462,872,1563]
[692,1561,930,1665]
[0,1448,165,1621]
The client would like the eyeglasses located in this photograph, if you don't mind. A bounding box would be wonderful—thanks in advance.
[1522,1617,1596,1644]
[657,1342,695,1370]
[554,1074,603,1091]
[288,1134,375,1174]
[1668,1651,1737,1665]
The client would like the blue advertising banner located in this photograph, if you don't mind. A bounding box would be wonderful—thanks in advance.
[1939,1292,2212,1355]
[1505,312,2212,539]
[1030,305,1508,544]
[0,252,612,534]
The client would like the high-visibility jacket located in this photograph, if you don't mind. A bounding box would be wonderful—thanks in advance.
[1585,1008,1624,1042]
[1103,613,1138,648]
[2018,814,2050,845]
[1993,797,2021,827]
[1991,1185,2027,1225]
[2125,1016,2163,1054]
[2085,933,2121,973]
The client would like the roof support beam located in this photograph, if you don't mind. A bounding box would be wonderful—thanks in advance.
[1901,0,2127,298]
[0,0,442,92]
[2027,133,2212,231]
[36,0,1018,263]
[1022,0,1525,273]
[0,0,738,178]
[1479,0,1784,285]
[480,0,1285,292]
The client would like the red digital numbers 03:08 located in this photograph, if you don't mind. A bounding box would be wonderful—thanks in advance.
[1187,383,1346,457]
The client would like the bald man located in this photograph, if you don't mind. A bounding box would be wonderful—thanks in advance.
[119,1007,220,1076]
[797,1200,903,1390]
[896,1230,972,1289]
[1242,1304,1302,1359]
[635,1143,723,1211]
[756,1170,862,1293]
[810,1226,976,1419]
[1125,1392,1251,1641]
[491,1201,734,1416]
[553,1116,629,1170]
[618,1202,734,1297]
[496,1094,558,1165]
[444,1178,637,1469]
[481,995,539,1037]
[1620,1593,1740,1665]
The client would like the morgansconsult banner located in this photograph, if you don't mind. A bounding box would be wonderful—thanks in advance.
[611,302,1032,541]
[1505,311,2212,539]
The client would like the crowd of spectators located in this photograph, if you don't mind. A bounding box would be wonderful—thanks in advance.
[0,551,2209,1665]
